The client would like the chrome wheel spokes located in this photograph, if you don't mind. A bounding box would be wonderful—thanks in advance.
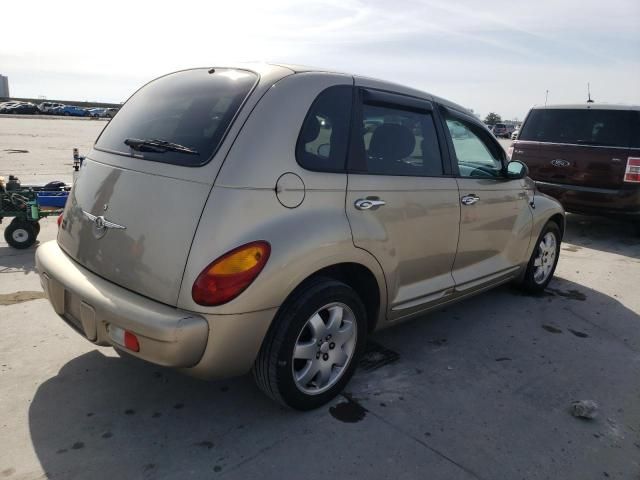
[533,232,557,284]
[292,303,357,395]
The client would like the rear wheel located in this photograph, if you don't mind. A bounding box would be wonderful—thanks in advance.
[520,221,561,292]
[4,219,37,249]
[253,278,367,410]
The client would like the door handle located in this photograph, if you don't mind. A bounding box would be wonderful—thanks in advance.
[461,194,479,206]
[354,198,386,210]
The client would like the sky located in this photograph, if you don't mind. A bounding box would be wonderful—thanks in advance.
[1,0,639,120]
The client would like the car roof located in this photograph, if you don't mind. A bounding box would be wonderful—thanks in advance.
[531,103,640,111]
[239,62,476,118]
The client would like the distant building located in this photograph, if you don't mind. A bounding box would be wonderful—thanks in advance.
[0,75,9,98]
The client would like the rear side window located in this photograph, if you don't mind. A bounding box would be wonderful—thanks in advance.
[519,108,632,148]
[296,86,353,172]
[95,68,258,166]
[358,103,443,176]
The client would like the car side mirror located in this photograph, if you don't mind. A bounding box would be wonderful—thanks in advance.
[506,160,528,179]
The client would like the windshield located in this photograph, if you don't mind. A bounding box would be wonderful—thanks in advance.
[519,108,632,148]
[94,68,258,166]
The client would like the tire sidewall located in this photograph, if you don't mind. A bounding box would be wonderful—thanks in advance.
[273,281,367,410]
[524,221,561,290]
[5,220,36,249]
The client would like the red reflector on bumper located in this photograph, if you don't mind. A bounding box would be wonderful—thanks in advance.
[124,331,140,352]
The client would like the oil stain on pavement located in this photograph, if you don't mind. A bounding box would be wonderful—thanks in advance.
[330,397,367,423]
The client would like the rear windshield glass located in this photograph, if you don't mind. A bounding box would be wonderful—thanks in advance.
[95,68,258,166]
[519,108,631,148]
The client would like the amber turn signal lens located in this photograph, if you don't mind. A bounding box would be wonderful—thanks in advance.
[192,241,271,306]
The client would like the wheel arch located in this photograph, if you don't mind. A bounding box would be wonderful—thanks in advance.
[283,262,384,334]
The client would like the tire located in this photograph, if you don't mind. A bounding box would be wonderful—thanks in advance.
[4,220,37,249]
[519,221,561,292]
[253,277,367,410]
[33,221,41,236]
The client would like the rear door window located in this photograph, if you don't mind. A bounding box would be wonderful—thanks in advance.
[350,92,443,177]
[519,108,632,148]
[95,68,258,166]
[360,105,443,176]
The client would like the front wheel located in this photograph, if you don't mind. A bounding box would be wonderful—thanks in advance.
[520,221,561,292]
[4,220,37,249]
[253,278,367,410]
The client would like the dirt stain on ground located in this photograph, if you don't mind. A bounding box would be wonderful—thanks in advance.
[359,341,399,372]
[568,329,589,338]
[546,288,587,301]
[562,246,581,252]
[0,291,46,306]
[330,397,367,423]
[194,440,214,449]
[542,324,563,334]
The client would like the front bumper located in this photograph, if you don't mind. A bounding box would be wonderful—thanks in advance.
[36,240,209,368]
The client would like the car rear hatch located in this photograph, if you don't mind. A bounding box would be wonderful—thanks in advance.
[512,108,633,189]
[57,67,261,306]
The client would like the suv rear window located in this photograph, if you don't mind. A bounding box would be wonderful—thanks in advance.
[519,108,632,148]
[95,68,258,166]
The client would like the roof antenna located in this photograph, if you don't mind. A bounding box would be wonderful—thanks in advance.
[587,82,594,103]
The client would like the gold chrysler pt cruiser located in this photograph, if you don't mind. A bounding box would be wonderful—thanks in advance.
[36,63,564,410]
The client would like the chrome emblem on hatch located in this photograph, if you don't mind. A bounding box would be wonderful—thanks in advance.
[551,159,570,167]
[82,210,126,238]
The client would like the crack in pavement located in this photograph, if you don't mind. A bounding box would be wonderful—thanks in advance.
[341,394,488,480]
[562,306,639,354]
[218,436,288,477]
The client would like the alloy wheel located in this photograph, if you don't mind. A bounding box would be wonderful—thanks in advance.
[292,302,357,395]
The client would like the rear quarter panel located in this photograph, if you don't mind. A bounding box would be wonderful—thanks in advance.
[177,73,387,324]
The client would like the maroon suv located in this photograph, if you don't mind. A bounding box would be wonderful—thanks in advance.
[509,104,640,219]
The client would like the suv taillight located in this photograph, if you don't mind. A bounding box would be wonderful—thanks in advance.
[624,157,640,183]
[192,241,270,306]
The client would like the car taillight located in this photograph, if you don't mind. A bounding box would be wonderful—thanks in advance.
[192,241,271,306]
[624,157,640,183]
[57,213,63,227]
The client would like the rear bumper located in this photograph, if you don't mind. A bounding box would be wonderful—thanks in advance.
[535,181,640,218]
[36,240,209,368]
[35,240,277,378]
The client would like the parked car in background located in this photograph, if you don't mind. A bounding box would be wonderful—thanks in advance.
[38,102,64,114]
[492,123,509,138]
[105,107,119,118]
[0,102,39,114]
[510,104,640,221]
[51,105,90,117]
[87,107,107,118]
[0,101,19,113]
[36,64,564,410]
